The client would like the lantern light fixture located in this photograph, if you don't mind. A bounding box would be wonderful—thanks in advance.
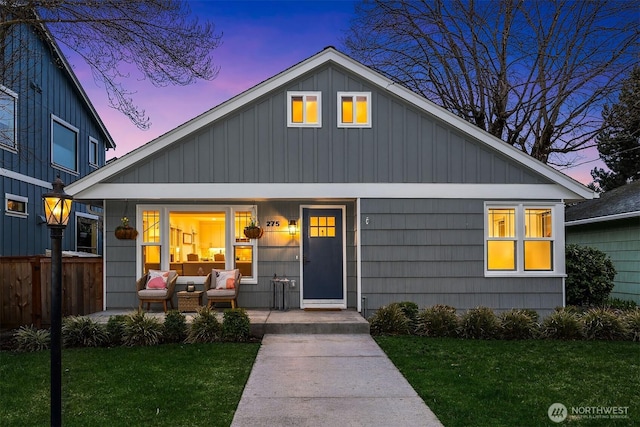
[43,176,73,228]
[288,219,297,235]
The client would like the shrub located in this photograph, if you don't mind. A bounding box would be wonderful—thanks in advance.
[565,244,616,306]
[369,303,410,336]
[624,309,640,342]
[397,301,420,333]
[582,308,628,340]
[62,316,109,348]
[541,309,583,340]
[105,314,128,346]
[13,325,50,352]
[604,298,637,311]
[416,304,459,337]
[122,312,163,347]
[459,307,499,339]
[187,307,221,343]
[163,310,188,343]
[499,309,539,340]
[222,308,251,342]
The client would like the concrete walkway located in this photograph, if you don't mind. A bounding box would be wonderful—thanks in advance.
[231,334,443,427]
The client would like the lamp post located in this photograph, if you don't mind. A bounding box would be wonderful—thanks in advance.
[42,176,72,427]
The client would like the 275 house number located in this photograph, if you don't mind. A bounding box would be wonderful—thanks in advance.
[265,220,280,227]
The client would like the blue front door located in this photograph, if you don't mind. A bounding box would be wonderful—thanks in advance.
[302,207,345,307]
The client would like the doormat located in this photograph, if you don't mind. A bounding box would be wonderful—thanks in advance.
[303,308,342,311]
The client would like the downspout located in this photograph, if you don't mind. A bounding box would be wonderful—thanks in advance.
[356,198,362,313]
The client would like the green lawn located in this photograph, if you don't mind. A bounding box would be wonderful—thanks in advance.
[0,343,260,427]
[376,337,640,426]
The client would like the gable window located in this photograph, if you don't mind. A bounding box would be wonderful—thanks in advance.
[337,92,371,127]
[0,85,17,150]
[287,92,321,127]
[5,193,28,218]
[51,115,78,173]
[485,203,561,276]
[88,137,99,167]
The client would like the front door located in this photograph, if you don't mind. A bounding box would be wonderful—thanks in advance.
[301,206,346,309]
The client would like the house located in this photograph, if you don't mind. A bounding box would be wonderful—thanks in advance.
[65,47,594,316]
[566,181,640,304]
[1,17,115,256]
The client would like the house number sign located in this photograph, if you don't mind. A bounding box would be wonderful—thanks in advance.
[265,219,280,227]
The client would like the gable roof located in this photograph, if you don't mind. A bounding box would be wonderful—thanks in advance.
[566,180,640,225]
[34,20,116,150]
[65,47,594,200]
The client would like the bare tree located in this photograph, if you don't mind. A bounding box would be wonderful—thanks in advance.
[1,0,222,130]
[344,0,639,165]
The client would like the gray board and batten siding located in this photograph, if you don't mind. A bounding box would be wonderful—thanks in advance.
[106,63,551,186]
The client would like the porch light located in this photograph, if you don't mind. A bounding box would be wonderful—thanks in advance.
[43,176,73,227]
[288,219,297,235]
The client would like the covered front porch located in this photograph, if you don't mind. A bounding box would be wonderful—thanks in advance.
[87,308,370,337]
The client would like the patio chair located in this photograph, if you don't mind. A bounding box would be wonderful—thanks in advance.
[204,269,241,309]
[137,270,178,312]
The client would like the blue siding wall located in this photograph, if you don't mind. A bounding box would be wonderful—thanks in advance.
[1,23,109,256]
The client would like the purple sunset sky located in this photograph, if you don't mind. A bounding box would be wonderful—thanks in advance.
[64,0,603,185]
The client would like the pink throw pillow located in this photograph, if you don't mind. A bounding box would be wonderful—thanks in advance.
[146,270,169,290]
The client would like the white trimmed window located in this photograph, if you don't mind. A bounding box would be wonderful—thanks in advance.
[137,205,258,283]
[51,115,78,173]
[0,85,17,150]
[88,136,99,167]
[485,203,563,276]
[337,92,371,127]
[5,193,28,218]
[287,92,321,127]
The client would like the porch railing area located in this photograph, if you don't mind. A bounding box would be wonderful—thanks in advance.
[0,256,103,329]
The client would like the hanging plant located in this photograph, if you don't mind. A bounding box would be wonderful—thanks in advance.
[115,217,138,240]
[243,218,263,239]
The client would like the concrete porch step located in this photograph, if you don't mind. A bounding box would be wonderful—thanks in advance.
[250,309,371,337]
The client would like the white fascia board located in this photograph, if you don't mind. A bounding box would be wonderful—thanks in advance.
[565,211,640,226]
[69,183,582,201]
[65,48,595,201]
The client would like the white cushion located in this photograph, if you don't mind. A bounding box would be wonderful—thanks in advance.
[213,269,239,289]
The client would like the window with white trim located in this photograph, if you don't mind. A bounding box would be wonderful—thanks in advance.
[287,91,321,127]
[5,193,28,218]
[485,203,560,275]
[88,136,99,167]
[51,115,78,173]
[337,92,371,127]
[0,85,17,150]
[76,213,99,254]
[137,205,258,283]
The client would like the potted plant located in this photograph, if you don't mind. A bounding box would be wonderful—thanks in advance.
[243,218,263,239]
[115,216,138,240]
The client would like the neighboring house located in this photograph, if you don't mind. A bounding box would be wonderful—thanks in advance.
[1,19,115,256]
[65,47,594,316]
[566,181,640,304]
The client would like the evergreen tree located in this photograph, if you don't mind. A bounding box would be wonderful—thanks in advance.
[591,67,640,192]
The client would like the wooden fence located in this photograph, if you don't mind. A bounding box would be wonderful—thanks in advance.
[0,256,103,329]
